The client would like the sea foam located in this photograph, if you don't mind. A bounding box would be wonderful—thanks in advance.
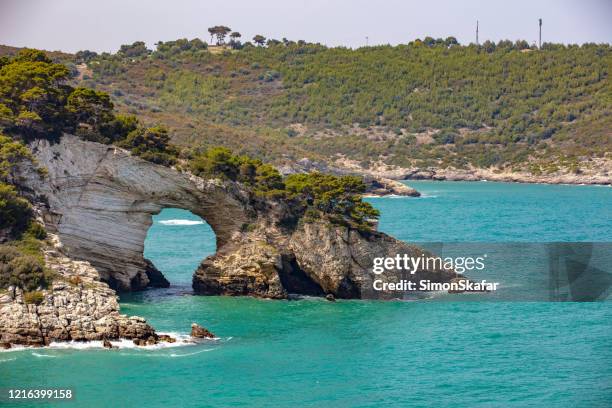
[0,333,206,353]
[159,219,204,226]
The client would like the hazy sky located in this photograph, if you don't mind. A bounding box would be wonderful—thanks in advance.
[0,0,610,53]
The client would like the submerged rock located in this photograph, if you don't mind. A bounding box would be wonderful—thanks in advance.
[325,294,336,302]
[191,323,215,339]
[158,334,176,343]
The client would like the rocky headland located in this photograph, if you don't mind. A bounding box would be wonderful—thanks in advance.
[278,158,420,196]
[1,134,462,347]
[13,134,457,298]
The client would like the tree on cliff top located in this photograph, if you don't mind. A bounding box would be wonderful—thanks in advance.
[284,172,380,230]
[0,49,71,138]
[118,125,178,166]
[253,35,266,46]
[208,26,232,45]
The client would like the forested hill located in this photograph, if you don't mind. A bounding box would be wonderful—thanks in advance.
[1,38,609,176]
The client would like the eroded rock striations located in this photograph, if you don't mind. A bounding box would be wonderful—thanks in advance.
[18,135,250,291]
[12,134,459,302]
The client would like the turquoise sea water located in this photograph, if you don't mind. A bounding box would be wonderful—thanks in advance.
[370,181,611,242]
[1,182,611,407]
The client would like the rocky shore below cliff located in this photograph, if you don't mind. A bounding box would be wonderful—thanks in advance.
[0,234,158,348]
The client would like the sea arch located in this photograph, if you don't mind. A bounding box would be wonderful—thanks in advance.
[24,134,250,291]
[20,134,460,299]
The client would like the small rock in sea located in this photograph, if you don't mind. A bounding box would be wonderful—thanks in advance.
[191,323,215,339]
[102,339,113,349]
[0,342,11,350]
[133,338,146,346]
[158,334,176,343]
[325,293,336,302]
[146,336,158,346]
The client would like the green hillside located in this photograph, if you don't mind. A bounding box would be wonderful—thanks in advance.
[2,38,610,174]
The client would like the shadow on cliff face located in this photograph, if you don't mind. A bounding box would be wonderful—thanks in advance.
[278,253,325,296]
[142,208,217,290]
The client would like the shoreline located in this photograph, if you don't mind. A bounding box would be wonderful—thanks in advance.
[0,333,196,353]
[281,158,611,190]
[360,169,610,197]
[401,176,611,187]
[356,167,611,187]
[400,169,610,186]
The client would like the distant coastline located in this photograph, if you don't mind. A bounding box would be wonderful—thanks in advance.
[282,158,611,189]
[400,168,611,186]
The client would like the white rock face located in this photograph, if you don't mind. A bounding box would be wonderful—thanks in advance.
[19,135,250,290]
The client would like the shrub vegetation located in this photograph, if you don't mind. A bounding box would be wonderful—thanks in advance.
[65,36,610,173]
[190,146,379,229]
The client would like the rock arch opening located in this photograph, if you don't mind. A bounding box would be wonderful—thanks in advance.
[144,208,216,288]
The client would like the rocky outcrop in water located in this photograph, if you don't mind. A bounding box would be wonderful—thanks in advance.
[363,176,420,196]
[14,134,460,300]
[190,323,215,339]
[0,235,157,346]
[193,220,457,299]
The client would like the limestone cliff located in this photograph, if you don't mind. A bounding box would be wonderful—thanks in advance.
[193,221,457,299]
[18,135,251,291]
[14,134,460,300]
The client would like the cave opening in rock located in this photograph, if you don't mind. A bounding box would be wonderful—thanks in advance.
[144,208,216,287]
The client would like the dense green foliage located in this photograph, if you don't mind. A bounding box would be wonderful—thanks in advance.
[0,49,177,163]
[284,172,380,229]
[0,183,31,235]
[154,39,207,59]
[0,134,36,236]
[0,49,72,138]
[190,146,283,195]
[190,146,379,229]
[118,125,178,166]
[0,134,33,179]
[76,38,610,172]
[0,244,48,292]
[0,134,51,293]
[0,48,127,141]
